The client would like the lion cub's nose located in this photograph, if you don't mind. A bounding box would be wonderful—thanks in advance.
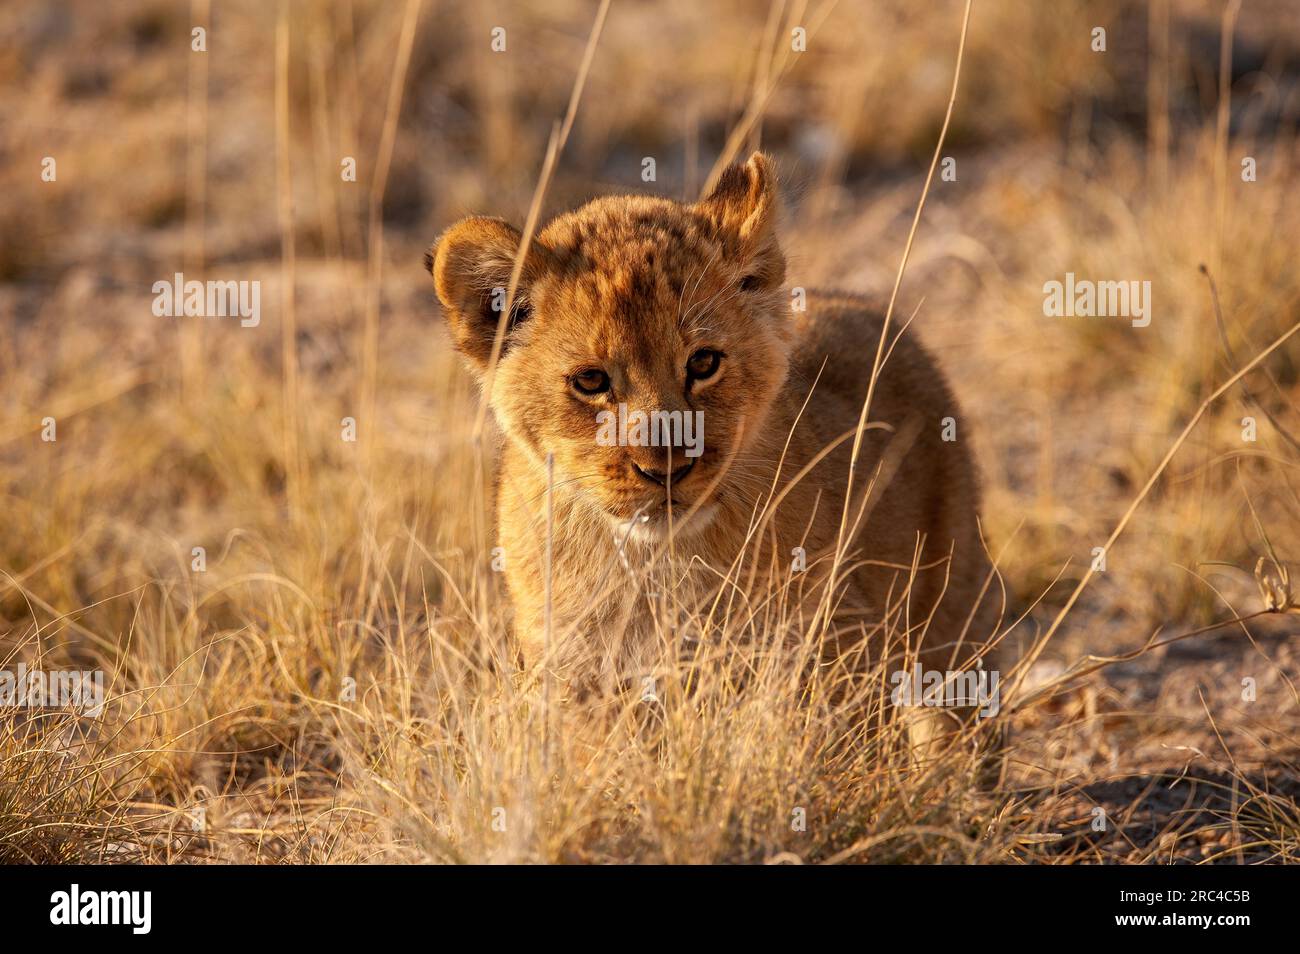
[631,459,695,487]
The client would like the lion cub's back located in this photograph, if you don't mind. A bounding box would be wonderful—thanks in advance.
[788,290,962,442]
[786,289,989,648]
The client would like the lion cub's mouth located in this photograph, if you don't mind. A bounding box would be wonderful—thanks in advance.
[607,501,718,545]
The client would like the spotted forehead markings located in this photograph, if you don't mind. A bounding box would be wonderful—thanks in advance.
[556,208,710,264]
[561,245,667,314]
[543,206,732,332]
[629,236,722,307]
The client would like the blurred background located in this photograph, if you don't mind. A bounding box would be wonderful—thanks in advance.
[0,0,1297,862]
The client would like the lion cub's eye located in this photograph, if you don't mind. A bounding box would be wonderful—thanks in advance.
[739,274,762,292]
[686,349,723,383]
[570,368,610,396]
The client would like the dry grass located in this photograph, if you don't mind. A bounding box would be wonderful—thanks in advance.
[1,0,1298,864]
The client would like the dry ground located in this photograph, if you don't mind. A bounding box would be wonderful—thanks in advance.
[1,0,1298,863]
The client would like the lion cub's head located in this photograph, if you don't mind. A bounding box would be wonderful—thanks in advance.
[429,152,790,540]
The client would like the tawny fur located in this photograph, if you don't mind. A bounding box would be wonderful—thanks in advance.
[430,153,997,691]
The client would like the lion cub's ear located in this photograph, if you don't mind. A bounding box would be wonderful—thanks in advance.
[427,217,551,373]
[695,151,785,290]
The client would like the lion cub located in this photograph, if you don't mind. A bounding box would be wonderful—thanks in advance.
[429,152,996,692]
